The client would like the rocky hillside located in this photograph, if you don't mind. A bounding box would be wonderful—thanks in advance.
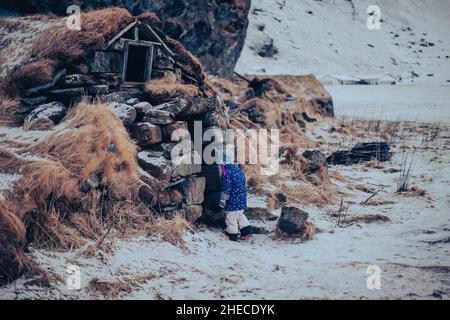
[0,0,251,79]
[236,0,450,84]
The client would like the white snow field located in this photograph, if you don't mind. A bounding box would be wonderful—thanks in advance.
[236,0,450,85]
[328,85,450,123]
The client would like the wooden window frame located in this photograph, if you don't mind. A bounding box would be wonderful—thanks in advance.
[121,40,156,86]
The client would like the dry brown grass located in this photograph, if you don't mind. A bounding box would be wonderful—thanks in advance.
[0,101,155,283]
[144,79,199,104]
[23,117,55,131]
[88,273,156,299]
[146,214,194,247]
[0,98,22,127]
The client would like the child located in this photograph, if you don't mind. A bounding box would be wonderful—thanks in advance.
[218,148,253,241]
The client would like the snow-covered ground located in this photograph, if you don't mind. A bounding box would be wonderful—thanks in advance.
[328,85,450,123]
[1,114,449,300]
[236,0,450,85]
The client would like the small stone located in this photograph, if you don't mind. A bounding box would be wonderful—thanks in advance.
[138,150,172,181]
[169,189,183,206]
[126,98,140,105]
[133,101,152,119]
[277,207,309,235]
[88,84,109,96]
[26,101,67,125]
[133,122,162,147]
[108,102,137,126]
[302,150,327,173]
[143,109,174,125]
[181,177,206,205]
[162,121,188,142]
[157,191,171,207]
[185,205,203,224]
[138,184,157,206]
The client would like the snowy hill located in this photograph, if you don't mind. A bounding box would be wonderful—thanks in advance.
[236,0,450,84]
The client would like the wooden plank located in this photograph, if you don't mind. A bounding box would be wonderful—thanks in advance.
[147,45,155,81]
[134,26,139,41]
[106,20,137,49]
[137,21,174,56]
[121,41,129,83]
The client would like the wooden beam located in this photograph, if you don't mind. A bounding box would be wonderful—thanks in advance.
[106,20,137,49]
[137,21,174,56]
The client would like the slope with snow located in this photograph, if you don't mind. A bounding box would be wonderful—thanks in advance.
[236,0,450,84]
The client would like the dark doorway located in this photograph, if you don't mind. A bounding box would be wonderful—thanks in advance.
[125,45,148,82]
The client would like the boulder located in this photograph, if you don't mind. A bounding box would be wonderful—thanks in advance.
[143,109,174,125]
[108,102,137,126]
[171,163,202,178]
[133,101,152,121]
[185,205,203,224]
[157,190,172,207]
[20,96,47,106]
[179,97,220,117]
[48,87,85,98]
[58,74,95,87]
[26,101,67,125]
[138,184,157,206]
[276,207,309,236]
[203,110,227,128]
[88,84,109,96]
[327,142,391,166]
[90,51,122,73]
[257,38,278,57]
[126,98,140,105]
[138,151,172,181]
[181,177,206,205]
[162,121,188,142]
[169,189,183,206]
[155,99,188,116]
[133,122,162,147]
[293,112,306,128]
[302,150,327,173]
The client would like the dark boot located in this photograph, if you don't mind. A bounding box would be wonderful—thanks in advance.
[240,226,253,237]
[229,234,239,241]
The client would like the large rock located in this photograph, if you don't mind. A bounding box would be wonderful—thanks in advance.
[171,163,202,178]
[185,205,203,224]
[108,102,137,126]
[143,109,174,125]
[302,150,327,173]
[276,207,309,236]
[133,101,152,120]
[26,101,67,125]
[138,151,172,181]
[133,122,162,147]
[162,121,188,142]
[57,74,95,87]
[181,177,205,205]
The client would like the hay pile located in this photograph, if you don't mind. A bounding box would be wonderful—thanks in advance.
[144,79,200,104]
[0,101,155,283]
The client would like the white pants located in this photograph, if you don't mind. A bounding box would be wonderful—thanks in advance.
[226,210,250,235]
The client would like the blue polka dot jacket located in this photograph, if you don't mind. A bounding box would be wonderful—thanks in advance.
[221,164,247,212]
